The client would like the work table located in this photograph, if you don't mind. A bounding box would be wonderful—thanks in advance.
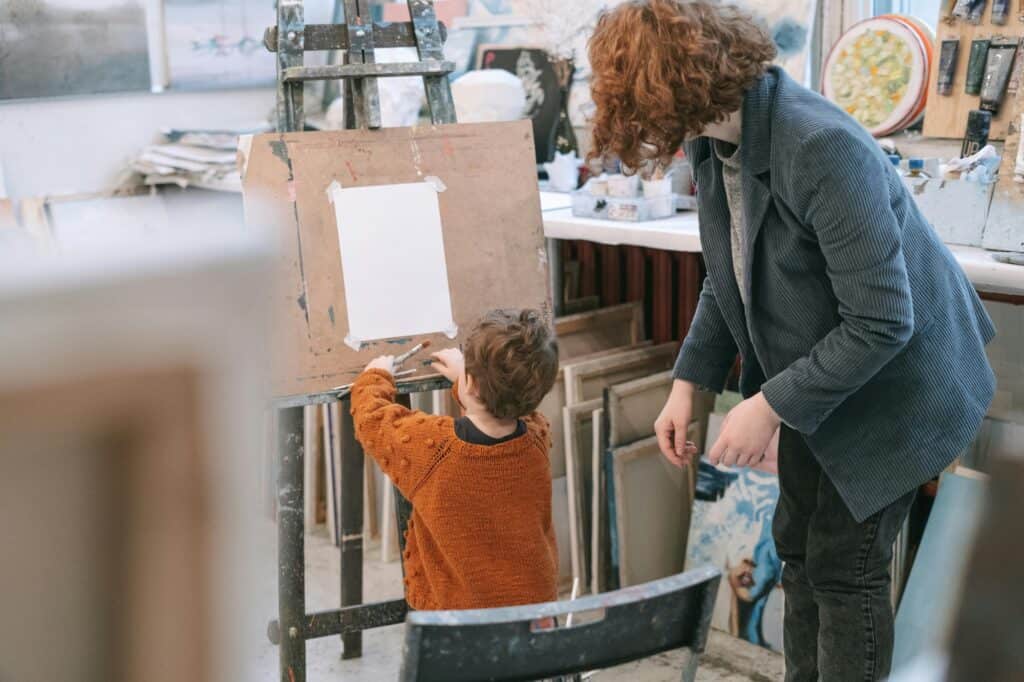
[540,192,1024,297]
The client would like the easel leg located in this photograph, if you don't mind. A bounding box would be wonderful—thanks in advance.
[277,406,306,682]
[547,238,564,316]
[338,399,364,659]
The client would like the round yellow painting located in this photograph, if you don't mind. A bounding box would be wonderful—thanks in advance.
[830,29,912,129]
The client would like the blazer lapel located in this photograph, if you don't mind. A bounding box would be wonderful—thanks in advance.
[738,68,780,305]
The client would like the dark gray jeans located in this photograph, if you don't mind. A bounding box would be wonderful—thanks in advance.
[772,427,915,682]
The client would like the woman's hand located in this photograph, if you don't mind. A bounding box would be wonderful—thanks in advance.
[655,380,699,467]
[366,355,395,375]
[430,348,464,384]
[709,392,781,467]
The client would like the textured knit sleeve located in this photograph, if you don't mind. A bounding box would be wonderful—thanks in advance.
[351,369,449,499]
[673,275,740,392]
[761,127,914,435]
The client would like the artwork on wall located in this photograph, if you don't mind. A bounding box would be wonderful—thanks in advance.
[164,0,336,90]
[822,15,934,137]
[164,0,274,89]
[732,0,819,85]
[477,45,562,163]
[0,0,151,100]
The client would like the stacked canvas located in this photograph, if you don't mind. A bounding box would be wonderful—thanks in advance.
[548,302,716,595]
[130,127,267,192]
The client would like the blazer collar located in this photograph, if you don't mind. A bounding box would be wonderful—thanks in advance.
[739,66,781,176]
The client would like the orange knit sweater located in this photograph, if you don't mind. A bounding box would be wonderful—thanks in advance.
[350,369,558,610]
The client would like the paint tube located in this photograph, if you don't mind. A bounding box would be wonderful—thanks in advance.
[992,0,1011,23]
[961,110,992,158]
[953,0,988,23]
[940,0,958,23]
[937,40,961,95]
[980,41,1019,114]
[1007,39,1024,97]
[965,39,991,96]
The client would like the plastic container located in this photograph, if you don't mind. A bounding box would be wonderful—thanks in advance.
[606,174,640,198]
[571,189,679,221]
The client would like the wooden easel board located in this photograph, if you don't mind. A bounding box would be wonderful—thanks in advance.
[241,121,550,400]
[922,8,1024,140]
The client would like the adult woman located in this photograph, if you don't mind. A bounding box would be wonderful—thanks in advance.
[587,2,995,680]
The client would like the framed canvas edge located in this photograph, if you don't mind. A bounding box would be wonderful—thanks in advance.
[606,369,674,448]
[611,435,662,587]
[589,406,604,594]
[563,397,602,593]
[563,342,677,406]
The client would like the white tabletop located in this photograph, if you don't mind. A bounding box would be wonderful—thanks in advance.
[540,193,1024,295]
[542,207,702,252]
[946,245,1024,296]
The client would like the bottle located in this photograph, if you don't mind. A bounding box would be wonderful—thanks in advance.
[888,155,904,175]
[961,110,993,158]
[907,158,929,178]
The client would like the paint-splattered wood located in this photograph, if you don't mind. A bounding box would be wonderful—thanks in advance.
[242,121,550,400]
[922,7,1024,141]
[264,22,447,53]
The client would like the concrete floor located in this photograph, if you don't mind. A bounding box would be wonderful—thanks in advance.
[254,523,784,681]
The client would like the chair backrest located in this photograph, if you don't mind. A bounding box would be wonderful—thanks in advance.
[399,566,721,682]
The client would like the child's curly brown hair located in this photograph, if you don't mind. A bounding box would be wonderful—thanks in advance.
[463,309,559,420]
[587,0,776,172]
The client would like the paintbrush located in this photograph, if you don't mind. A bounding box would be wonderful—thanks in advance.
[394,339,431,368]
[328,368,417,393]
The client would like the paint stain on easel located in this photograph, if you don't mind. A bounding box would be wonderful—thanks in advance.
[287,180,297,202]
[328,305,336,326]
[345,161,359,182]
[441,137,455,159]
[410,139,424,177]
[297,294,308,313]
[270,140,290,165]
[387,337,413,345]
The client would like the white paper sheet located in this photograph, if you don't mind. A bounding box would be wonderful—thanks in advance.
[329,180,456,349]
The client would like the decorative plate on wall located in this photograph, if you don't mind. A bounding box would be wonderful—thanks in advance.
[822,16,932,138]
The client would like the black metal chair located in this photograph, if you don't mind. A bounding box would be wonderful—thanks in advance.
[399,566,721,682]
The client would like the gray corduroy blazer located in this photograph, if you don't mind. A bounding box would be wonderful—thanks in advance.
[675,67,996,522]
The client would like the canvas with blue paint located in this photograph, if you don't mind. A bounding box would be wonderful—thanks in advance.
[686,458,785,651]
[731,0,818,85]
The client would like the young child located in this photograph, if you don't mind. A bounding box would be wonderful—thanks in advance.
[351,308,560,610]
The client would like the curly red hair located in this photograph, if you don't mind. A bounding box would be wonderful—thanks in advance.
[587,0,776,171]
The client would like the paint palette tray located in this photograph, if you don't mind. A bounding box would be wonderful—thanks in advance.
[571,190,680,222]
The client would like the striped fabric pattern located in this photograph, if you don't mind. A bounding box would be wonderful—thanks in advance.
[675,67,996,522]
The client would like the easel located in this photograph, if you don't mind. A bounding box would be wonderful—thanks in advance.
[264,2,457,680]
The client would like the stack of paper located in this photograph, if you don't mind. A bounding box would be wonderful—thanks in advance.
[131,126,269,193]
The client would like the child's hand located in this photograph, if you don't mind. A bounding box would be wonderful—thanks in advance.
[366,355,395,375]
[430,348,464,383]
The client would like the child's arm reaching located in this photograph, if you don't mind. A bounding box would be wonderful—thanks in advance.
[351,356,449,500]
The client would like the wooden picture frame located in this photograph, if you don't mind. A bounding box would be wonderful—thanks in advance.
[563,342,677,406]
[563,397,602,593]
[552,475,574,591]
[612,431,698,588]
[555,302,645,361]
[589,407,606,594]
[540,340,653,478]
[607,371,716,450]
